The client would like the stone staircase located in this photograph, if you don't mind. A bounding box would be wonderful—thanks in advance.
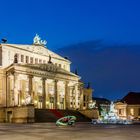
[35,109,91,122]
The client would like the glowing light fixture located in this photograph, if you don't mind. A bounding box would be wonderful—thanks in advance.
[46,101,49,105]
[34,100,38,104]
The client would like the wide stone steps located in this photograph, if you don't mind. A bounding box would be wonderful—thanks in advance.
[35,109,91,122]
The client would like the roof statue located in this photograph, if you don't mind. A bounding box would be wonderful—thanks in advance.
[48,55,52,63]
[33,34,47,46]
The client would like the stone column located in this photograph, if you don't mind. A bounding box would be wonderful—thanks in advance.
[79,86,84,110]
[54,80,58,109]
[6,74,10,107]
[28,75,33,103]
[65,81,69,109]
[14,73,18,106]
[42,77,46,109]
[75,84,80,110]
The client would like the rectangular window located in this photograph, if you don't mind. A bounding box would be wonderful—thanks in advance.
[39,96,43,102]
[83,95,86,101]
[35,58,38,64]
[26,56,29,63]
[130,108,134,115]
[14,53,19,63]
[87,95,89,101]
[30,57,33,64]
[43,60,46,64]
[50,97,54,103]
[84,103,86,107]
[60,98,64,103]
[39,59,42,63]
[21,55,24,62]
[59,64,61,68]
[119,109,122,115]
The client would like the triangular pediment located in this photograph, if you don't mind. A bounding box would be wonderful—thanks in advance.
[2,44,70,63]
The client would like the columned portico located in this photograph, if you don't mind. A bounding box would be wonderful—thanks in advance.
[4,62,87,111]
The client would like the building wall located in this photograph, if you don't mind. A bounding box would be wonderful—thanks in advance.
[80,109,99,119]
[82,88,93,110]
[0,105,34,123]
[0,69,6,107]
[1,44,70,71]
[115,102,140,119]
[127,105,140,118]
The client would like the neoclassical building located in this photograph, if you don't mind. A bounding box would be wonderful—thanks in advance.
[115,92,140,120]
[0,35,92,122]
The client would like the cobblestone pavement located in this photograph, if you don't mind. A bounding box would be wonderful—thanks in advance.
[0,123,140,140]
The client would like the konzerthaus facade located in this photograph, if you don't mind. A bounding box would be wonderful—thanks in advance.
[0,35,92,123]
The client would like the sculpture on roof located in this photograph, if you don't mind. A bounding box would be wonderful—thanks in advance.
[33,34,47,46]
[48,55,52,64]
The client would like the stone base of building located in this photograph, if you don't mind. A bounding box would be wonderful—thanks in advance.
[0,105,35,123]
[79,109,99,119]
[0,106,93,123]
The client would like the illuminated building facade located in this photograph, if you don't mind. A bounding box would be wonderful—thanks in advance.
[0,35,93,123]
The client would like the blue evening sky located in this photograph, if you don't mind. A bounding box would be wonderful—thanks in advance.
[0,0,140,50]
[1,0,140,100]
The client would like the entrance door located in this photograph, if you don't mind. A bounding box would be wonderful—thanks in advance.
[38,96,43,108]
[60,98,64,109]
[7,111,12,123]
[50,97,54,109]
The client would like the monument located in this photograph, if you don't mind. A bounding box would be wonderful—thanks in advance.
[93,102,133,124]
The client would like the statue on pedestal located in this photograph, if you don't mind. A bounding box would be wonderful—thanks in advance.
[33,34,47,46]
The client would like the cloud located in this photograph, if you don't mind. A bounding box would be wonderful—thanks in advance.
[56,41,140,100]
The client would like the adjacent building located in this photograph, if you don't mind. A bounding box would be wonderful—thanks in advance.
[115,92,140,120]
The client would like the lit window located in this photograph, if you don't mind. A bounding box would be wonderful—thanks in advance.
[50,97,54,103]
[130,108,134,115]
[60,98,64,103]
